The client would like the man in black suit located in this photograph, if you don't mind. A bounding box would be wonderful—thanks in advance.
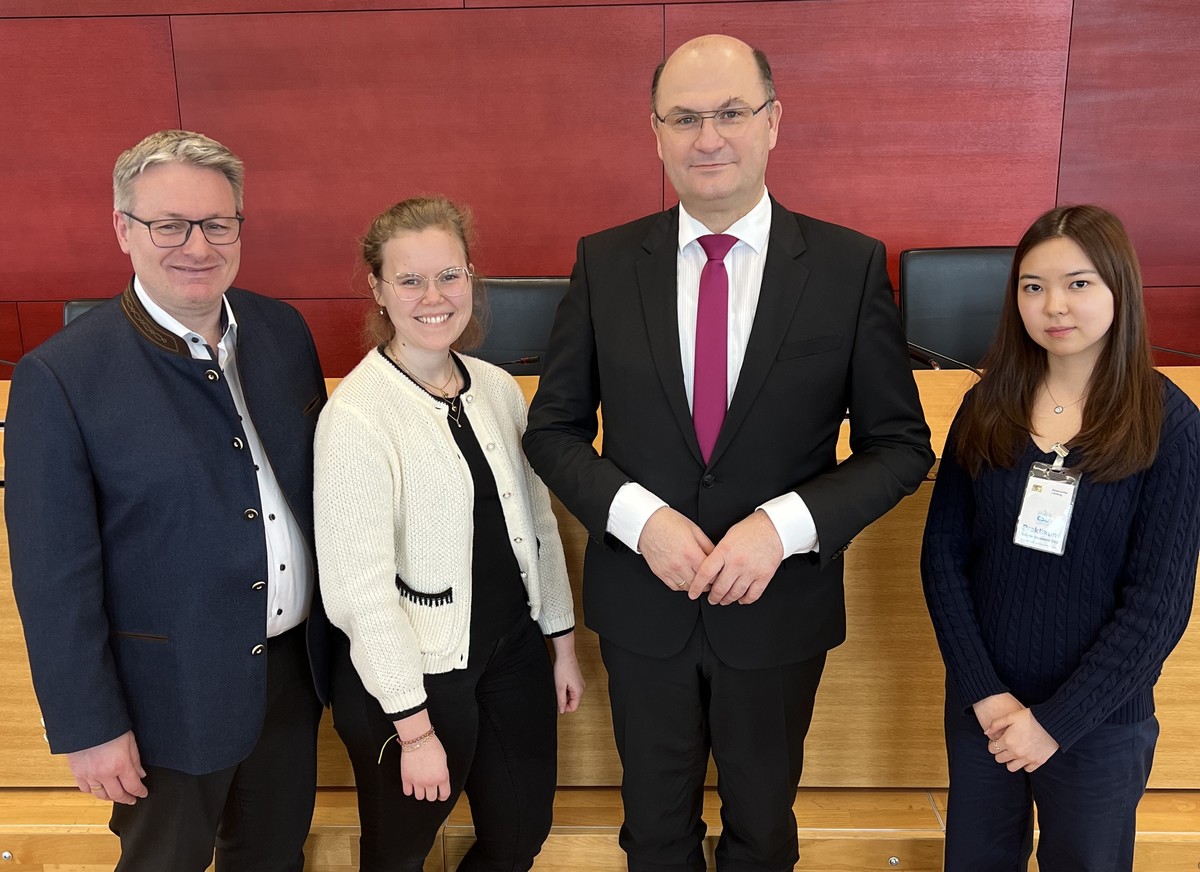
[5,130,328,871]
[524,35,933,871]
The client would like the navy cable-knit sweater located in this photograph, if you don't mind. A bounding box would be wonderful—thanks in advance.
[922,375,1200,752]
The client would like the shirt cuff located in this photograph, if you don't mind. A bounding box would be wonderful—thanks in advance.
[385,702,427,722]
[606,482,668,554]
[757,492,819,557]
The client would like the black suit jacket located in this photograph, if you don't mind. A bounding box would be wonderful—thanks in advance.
[524,198,933,669]
[5,283,330,774]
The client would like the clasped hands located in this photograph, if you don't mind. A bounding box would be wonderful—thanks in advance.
[638,507,783,605]
[973,692,1060,773]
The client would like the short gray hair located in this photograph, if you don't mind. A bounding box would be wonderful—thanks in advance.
[113,130,244,213]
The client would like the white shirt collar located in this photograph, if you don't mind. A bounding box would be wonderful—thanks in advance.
[133,276,237,349]
[678,188,772,255]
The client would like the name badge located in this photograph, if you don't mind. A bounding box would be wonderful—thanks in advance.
[1013,442,1079,556]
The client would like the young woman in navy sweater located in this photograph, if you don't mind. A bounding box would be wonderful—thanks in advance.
[922,204,1200,871]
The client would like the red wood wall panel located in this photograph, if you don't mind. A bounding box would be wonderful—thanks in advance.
[467,0,751,7]
[666,0,1073,280]
[290,298,375,378]
[1058,0,1200,289]
[3,1,1199,372]
[170,7,664,300]
[15,303,69,360]
[0,18,178,304]
[0,0,458,15]
[0,305,22,380]
[1146,287,1200,364]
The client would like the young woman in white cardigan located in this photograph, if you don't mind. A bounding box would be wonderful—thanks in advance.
[314,196,584,871]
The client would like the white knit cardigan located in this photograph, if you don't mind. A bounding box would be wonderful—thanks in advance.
[314,350,575,715]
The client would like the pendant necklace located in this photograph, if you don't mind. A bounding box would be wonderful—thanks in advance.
[386,346,463,427]
[1044,382,1084,415]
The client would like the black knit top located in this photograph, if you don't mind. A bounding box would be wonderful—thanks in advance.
[921,375,1200,751]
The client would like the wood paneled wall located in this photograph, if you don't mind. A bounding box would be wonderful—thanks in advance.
[1,0,1197,377]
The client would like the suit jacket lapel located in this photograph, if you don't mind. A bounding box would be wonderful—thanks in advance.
[635,208,704,465]
[709,199,810,466]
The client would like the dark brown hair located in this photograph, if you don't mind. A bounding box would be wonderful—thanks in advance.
[360,196,487,351]
[955,204,1162,482]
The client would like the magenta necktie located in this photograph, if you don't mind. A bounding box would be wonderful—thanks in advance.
[693,234,737,463]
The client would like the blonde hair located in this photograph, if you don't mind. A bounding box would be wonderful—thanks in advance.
[361,196,487,351]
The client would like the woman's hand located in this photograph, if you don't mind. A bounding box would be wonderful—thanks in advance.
[972,692,1025,733]
[400,735,451,801]
[986,707,1060,772]
[551,632,585,713]
[393,712,451,801]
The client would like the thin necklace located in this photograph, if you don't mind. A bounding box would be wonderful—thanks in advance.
[384,346,463,428]
[1045,382,1084,415]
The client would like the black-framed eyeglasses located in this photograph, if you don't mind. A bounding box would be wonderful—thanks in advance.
[653,99,774,137]
[379,267,473,302]
[121,212,244,248]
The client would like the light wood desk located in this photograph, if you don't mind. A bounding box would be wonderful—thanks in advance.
[1,370,1198,790]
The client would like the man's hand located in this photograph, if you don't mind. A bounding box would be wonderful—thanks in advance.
[638,507,715,591]
[67,730,148,805]
[690,510,784,605]
[987,708,1060,772]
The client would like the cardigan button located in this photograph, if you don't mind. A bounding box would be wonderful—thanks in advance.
[205,370,220,382]
[513,537,523,544]
[464,395,474,404]
[244,508,259,520]
[486,442,496,451]
[251,644,265,656]
[232,437,244,450]
[502,492,512,499]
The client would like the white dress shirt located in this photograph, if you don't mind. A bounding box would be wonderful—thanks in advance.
[134,279,314,636]
[605,190,820,558]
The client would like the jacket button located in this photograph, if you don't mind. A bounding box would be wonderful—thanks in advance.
[251,580,266,590]
[251,644,265,655]
[244,508,259,520]
[702,474,715,488]
[232,437,244,450]
[205,370,220,382]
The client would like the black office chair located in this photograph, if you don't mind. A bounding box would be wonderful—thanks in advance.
[63,299,107,326]
[473,277,568,376]
[899,246,1015,369]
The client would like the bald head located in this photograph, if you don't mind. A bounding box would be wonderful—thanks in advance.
[651,35,775,113]
[649,34,782,231]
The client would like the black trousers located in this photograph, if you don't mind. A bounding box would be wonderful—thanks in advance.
[108,623,322,872]
[943,685,1159,872]
[601,617,826,872]
[330,616,558,872]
